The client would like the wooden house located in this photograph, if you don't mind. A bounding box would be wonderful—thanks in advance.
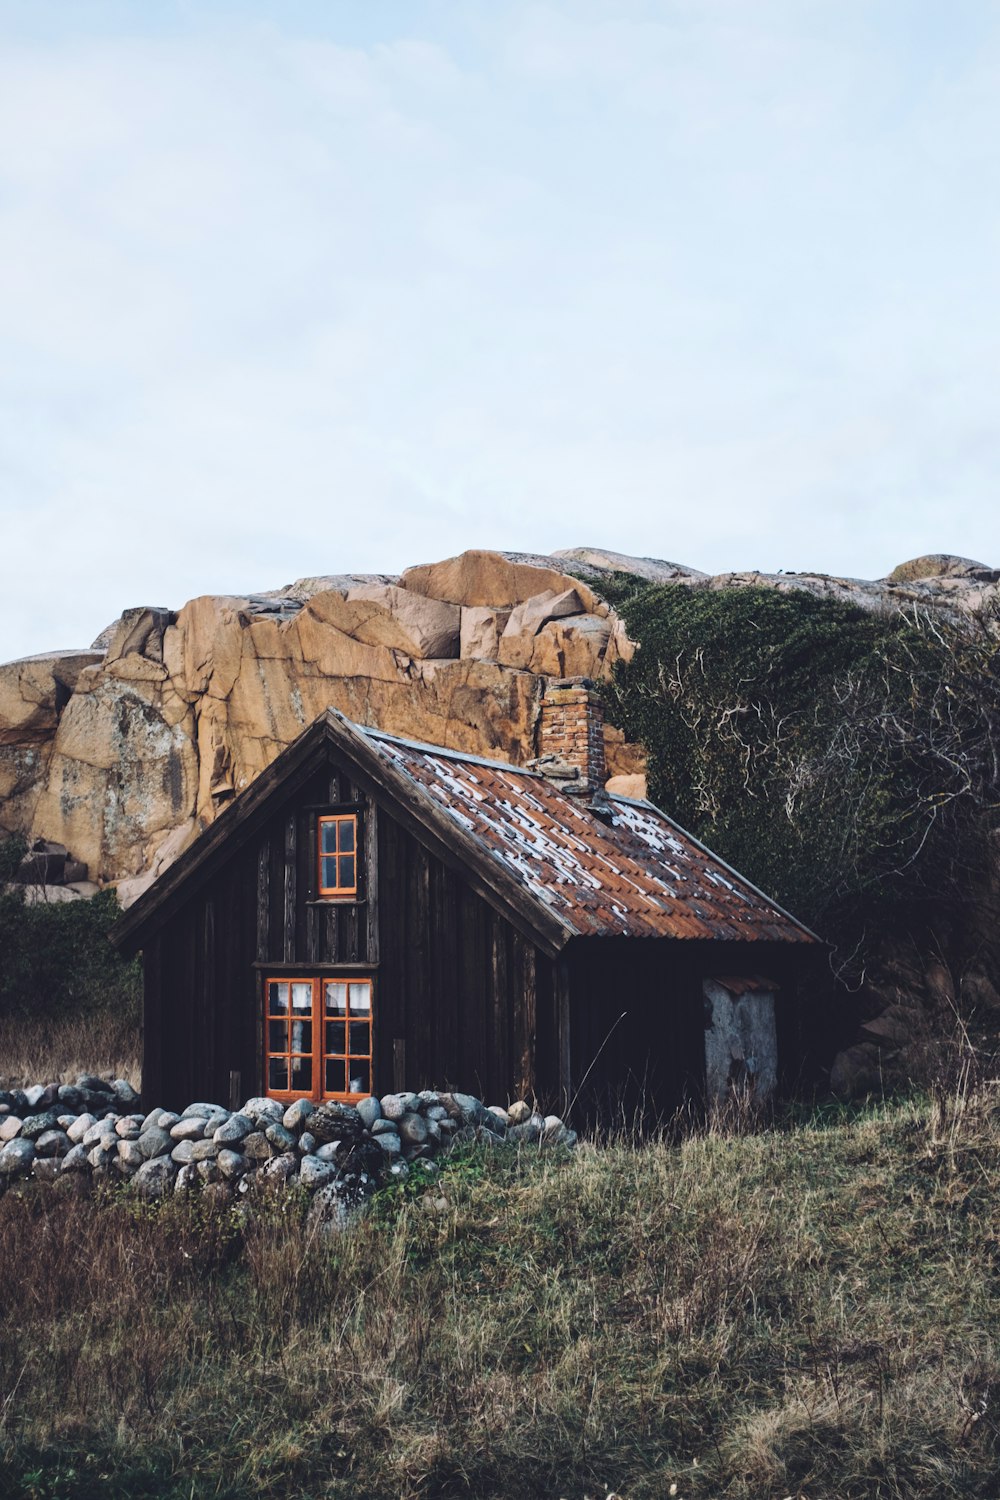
[112,682,819,1121]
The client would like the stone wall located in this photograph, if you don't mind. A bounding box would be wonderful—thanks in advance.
[0,1077,576,1226]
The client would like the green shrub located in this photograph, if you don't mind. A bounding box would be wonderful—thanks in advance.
[0,833,26,882]
[0,884,140,1023]
[600,581,1000,975]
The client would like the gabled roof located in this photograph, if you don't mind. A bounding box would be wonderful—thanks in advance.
[112,708,818,957]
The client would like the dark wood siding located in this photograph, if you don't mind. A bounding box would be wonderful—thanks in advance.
[564,936,822,1130]
[564,937,704,1130]
[137,739,815,1120]
[374,814,549,1105]
[139,755,551,1111]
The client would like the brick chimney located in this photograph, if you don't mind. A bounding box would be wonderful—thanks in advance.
[533,678,607,794]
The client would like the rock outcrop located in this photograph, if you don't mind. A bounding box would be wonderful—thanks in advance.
[2,546,996,899]
[0,550,651,891]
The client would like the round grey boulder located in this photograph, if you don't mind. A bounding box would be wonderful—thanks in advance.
[299,1154,337,1189]
[262,1152,299,1185]
[180,1101,222,1120]
[136,1127,173,1160]
[174,1162,200,1194]
[66,1113,96,1144]
[310,1102,363,1146]
[0,1138,36,1174]
[443,1092,488,1127]
[20,1111,60,1142]
[214,1113,253,1145]
[240,1097,284,1125]
[217,1149,247,1180]
[134,1155,179,1198]
[398,1112,428,1148]
[264,1122,297,1152]
[282,1098,314,1132]
[307,1183,352,1235]
[242,1131,272,1162]
[356,1095,382,1130]
[117,1140,145,1170]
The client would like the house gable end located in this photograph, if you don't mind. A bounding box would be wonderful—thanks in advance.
[112,710,572,958]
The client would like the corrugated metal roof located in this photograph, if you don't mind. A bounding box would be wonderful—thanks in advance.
[369,733,815,944]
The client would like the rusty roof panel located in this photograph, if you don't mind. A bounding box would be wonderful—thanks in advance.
[370,734,816,944]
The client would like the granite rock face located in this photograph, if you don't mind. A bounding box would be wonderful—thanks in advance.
[0,550,645,889]
[2,546,995,894]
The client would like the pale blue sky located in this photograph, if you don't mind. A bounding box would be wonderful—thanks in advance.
[2,1,1000,661]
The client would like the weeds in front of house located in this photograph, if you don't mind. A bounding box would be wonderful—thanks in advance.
[0,1008,141,1090]
[0,876,142,1089]
[1,1092,1000,1498]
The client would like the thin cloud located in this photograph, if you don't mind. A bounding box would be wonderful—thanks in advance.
[1,3,999,661]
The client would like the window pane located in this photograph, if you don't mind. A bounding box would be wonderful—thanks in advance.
[320,820,338,854]
[325,1058,345,1095]
[325,982,347,1015]
[348,982,371,1014]
[291,1019,312,1055]
[320,855,337,890]
[340,819,355,853]
[347,1062,370,1095]
[338,855,356,890]
[269,982,290,1014]
[268,1019,288,1053]
[269,1057,289,1091]
[291,1056,312,1090]
[291,982,312,1011]
[348,1021,370,1056]
[325,1020,346,1056]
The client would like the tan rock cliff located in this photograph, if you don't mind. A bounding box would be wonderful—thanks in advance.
[3,546,995,900]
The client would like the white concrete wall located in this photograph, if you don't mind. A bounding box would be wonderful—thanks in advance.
[702,979,778,1106]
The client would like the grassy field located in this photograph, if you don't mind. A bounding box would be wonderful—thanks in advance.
[0,1009,141,1092]
[1,1090,1000,1499]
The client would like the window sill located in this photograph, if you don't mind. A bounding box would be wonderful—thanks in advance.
[306,897,367,907]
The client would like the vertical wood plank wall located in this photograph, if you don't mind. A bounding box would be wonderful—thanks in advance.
[138,744,813,1117]
[142,756,557,1111]
[375,815,551,1106]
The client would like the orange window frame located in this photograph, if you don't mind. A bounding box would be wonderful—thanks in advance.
[317,813,358,898]
[264,976,373,1104]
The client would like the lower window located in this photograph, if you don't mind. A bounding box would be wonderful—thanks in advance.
[265,976,373,1103]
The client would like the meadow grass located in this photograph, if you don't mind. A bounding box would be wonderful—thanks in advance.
[2,1090,1000,1498]
[0,1009,140,1091]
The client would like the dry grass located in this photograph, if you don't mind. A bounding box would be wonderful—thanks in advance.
[0,1010,141,1091]
[2,1091,1000,1497]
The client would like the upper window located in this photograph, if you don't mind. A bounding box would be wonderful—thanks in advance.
[318,813,357,898]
